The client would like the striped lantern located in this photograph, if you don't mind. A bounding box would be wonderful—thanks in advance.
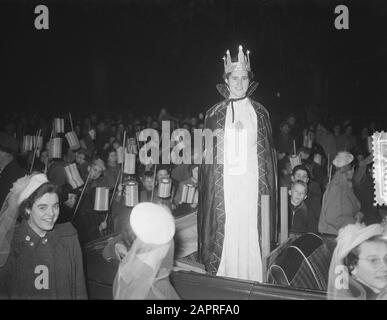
[193,188,198,205]
[54,118,65,134]
[313,154,322,166]
[289,154,302,170]
[116,146,124,164]
[64,163,84,189]
[303,135,313,149]
[158,178,172,198]
[94,187,109,211]
[181,183,196,204]
[124,152,136,174]
[124,181,138,207]
[48,138,62,159]
[65,131,80,150]
[22,135,33,152]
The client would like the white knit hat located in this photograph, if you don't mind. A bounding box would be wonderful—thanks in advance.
[333,151,354,168]
[17,173,49,205]
[129,202,175,245]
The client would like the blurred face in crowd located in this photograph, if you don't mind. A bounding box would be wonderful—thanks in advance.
[107,150,117,166]
[333,125,341,136]
[89,164,103,180]
[27,192,59,237]
[288,116,296,127]
[353,240,387,292]
[142,176,155,192]
[345,125,353,136]
[289,183,307,207]
[156,169,169,183]
[292,169,309,184]
[280,123,290,135]
[226,69,249,99]
[75,152,86,165]
[40,150,49,165]
[361,127,369,139]
[151,121,160,130]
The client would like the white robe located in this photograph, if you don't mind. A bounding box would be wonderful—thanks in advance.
[217,97,262,282]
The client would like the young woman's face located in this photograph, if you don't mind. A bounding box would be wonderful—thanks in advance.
[353,241,387,292]
[27,192,59,236]
[75,152,86,165]
[226,70,249,98]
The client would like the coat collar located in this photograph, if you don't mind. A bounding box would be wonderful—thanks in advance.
[216,81,259,99]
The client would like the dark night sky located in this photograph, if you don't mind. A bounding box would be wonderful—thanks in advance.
[1,0,387,122]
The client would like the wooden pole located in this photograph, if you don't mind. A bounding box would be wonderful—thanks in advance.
[328,164,333,184]
[293,139,296,156]
[29,129,41,174]
[72,171,91,221]
[151,164,157,202]
[280,187,289,245]
[103,168,122,224]
[261,194,270,282]
[69,113,74,132]
[120,131,126,186]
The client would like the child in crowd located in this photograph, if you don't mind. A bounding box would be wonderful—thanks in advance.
[288,180,314,233]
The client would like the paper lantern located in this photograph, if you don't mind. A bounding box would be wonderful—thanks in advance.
[94,187,109,211]
[65,131,80,150]
[22,135,33,152]
[64,163,84,189]
[124,181,138,207]
[54,118,65,134]
[289,154,301,170]
[116,146,124,164]
[127,137,138,154]
[158,178,172,198]
[181,183,196,204]
[48,138,62,159]
[124,152,136,174]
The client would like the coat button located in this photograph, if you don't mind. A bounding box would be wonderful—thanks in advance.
[25,235,30,241]
[42,238,48,245]
[30,242,34,247]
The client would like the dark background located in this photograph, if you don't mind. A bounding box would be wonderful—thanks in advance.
[1,0,387,122]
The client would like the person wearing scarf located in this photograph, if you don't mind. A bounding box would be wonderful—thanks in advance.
[327,223,387,299]
[198,45,277,281]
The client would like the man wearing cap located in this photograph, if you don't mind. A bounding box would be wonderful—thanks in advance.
[198,45,277,282]
[0,132,26,207]
[318,151,363,235]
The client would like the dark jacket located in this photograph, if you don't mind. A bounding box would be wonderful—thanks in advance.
[0,160,26,207]
[0,220,87,299]
[289,201,314,233]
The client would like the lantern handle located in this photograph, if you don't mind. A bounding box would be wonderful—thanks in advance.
[71,170,91,221]
[29,129,41,174]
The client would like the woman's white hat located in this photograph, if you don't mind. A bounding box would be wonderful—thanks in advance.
[17,173,49,205]
[129,202,175,245]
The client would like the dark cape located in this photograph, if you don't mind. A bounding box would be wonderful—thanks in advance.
[198,82,278,274]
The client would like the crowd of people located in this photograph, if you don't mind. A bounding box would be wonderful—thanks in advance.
[0,44,386,299]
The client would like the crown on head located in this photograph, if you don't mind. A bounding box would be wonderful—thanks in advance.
[223,45,251,74]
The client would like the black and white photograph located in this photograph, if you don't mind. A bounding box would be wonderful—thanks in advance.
[1,0,387,308]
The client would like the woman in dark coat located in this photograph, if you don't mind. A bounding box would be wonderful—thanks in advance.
[0,173,87,299]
